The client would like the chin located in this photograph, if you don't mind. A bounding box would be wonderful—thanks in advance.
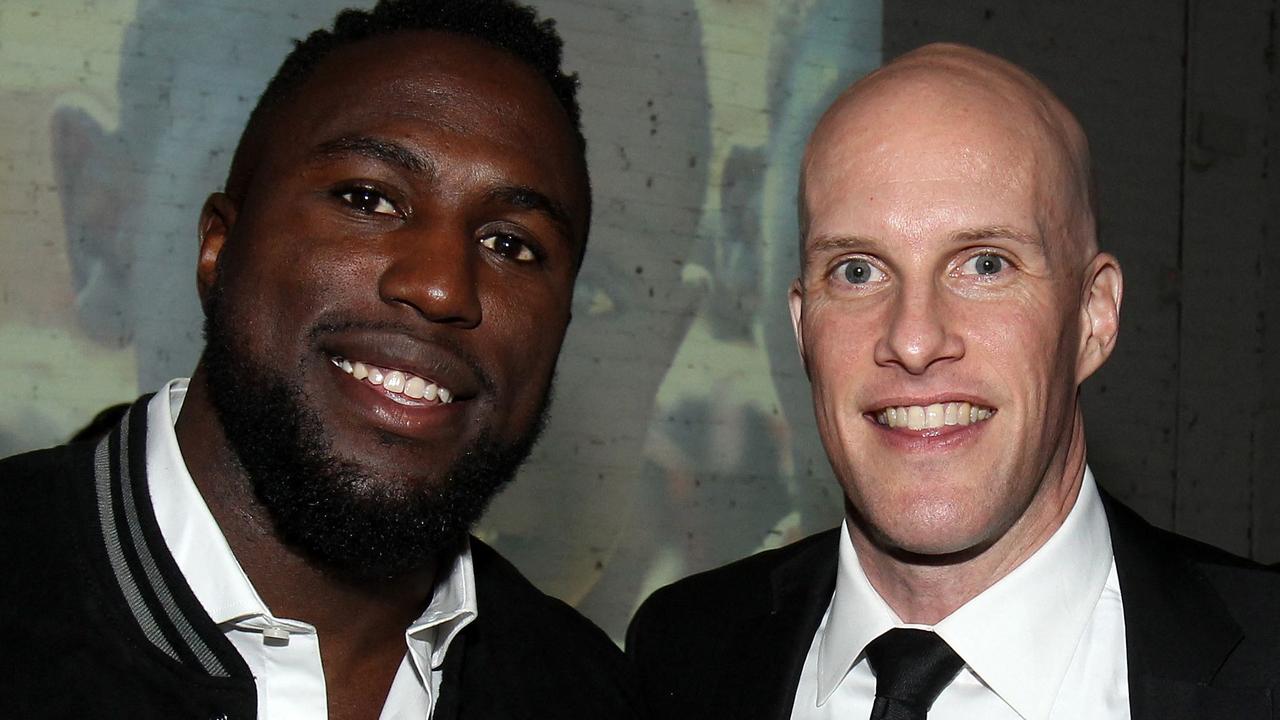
[860,496,996,560]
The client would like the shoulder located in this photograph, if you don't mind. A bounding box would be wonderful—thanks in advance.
[626,529,838,674]
[625,530,839,720]
[632,528,840,628]
[468,538,620,652]
[462,538,642,718]
[0,443,96,531]
[1104,494,1279,600]
[0,442,93,483]
[1103,495,1280,678]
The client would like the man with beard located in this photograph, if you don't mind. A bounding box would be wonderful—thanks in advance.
[0,1,639,718]
[628,44,1280,719]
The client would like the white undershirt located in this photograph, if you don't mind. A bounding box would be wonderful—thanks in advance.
[146,379,477,719]
[791,468,1130,720]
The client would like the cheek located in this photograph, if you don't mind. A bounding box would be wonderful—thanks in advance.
[963,292,1080,416]
[484,284,572,384]
[801,308,877,426]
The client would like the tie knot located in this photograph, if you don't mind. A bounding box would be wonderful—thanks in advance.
[864,629,965,716]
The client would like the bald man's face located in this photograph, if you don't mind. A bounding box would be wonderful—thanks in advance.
[789,72,1120,559]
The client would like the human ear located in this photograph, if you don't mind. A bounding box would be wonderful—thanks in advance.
[196,193,237,312]
[1075,252,1123,383]
[788,277,810,376]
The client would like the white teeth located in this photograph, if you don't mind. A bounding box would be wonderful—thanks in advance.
[383,370,405,393]
[331,356,453,404]
[876,401,994,430]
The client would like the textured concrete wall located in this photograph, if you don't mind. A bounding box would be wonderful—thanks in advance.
[883,0,1280,560]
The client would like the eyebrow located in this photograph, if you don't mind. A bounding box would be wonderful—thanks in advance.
[487,185,575,239]
[805,234,880,256]
[951,225,1042,247]
[313,135,434,176]
[805,225,1041,256]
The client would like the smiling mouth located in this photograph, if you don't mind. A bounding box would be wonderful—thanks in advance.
[874,402,994,430]
[330,355,455,405]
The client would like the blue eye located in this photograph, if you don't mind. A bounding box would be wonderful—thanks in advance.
[965,253,1006,276]
[836,258,884,285]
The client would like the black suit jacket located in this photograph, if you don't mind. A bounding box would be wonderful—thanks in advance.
[0,397,640,719]
[627,495,1280,719]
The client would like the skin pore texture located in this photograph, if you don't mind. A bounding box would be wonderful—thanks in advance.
[173,31,588,720]
[789,43,1123,624]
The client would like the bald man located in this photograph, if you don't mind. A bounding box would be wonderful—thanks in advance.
[627,44,1280,720]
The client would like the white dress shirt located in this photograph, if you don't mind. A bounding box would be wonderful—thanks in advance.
[146,379,477,719]
[791,468,1130,720]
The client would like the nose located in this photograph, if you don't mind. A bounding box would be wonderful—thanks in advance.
[377,225,482,329]
[873,281,964,374]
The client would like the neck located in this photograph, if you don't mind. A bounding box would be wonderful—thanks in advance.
[849,414,1089,624]
[173,366,438,644]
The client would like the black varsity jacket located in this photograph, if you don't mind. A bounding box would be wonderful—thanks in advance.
[0,396,641,719]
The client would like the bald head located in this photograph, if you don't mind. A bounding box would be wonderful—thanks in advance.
[799,43,1097,270]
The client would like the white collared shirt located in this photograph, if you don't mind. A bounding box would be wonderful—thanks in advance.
[146,379,477,719]
[791,469,1130,720]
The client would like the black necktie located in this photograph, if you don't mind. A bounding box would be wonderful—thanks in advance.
[863,628,966,720]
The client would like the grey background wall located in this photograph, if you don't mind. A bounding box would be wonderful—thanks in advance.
[0,0,1276,641]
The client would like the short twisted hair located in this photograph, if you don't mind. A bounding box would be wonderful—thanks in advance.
[225,0,588,231]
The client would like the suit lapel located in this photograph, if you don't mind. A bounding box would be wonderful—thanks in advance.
[1102,496,1266,720]
[710,530,839,720]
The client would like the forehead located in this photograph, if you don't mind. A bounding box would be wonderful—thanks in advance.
[800,67,1086,253]
[810,85,1039,209]
[250,31,587,228]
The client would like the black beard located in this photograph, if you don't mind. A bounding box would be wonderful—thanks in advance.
[199,282,549,581]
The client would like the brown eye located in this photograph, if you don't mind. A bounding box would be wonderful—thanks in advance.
[338,187,397,216]
[480,234,535,262]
